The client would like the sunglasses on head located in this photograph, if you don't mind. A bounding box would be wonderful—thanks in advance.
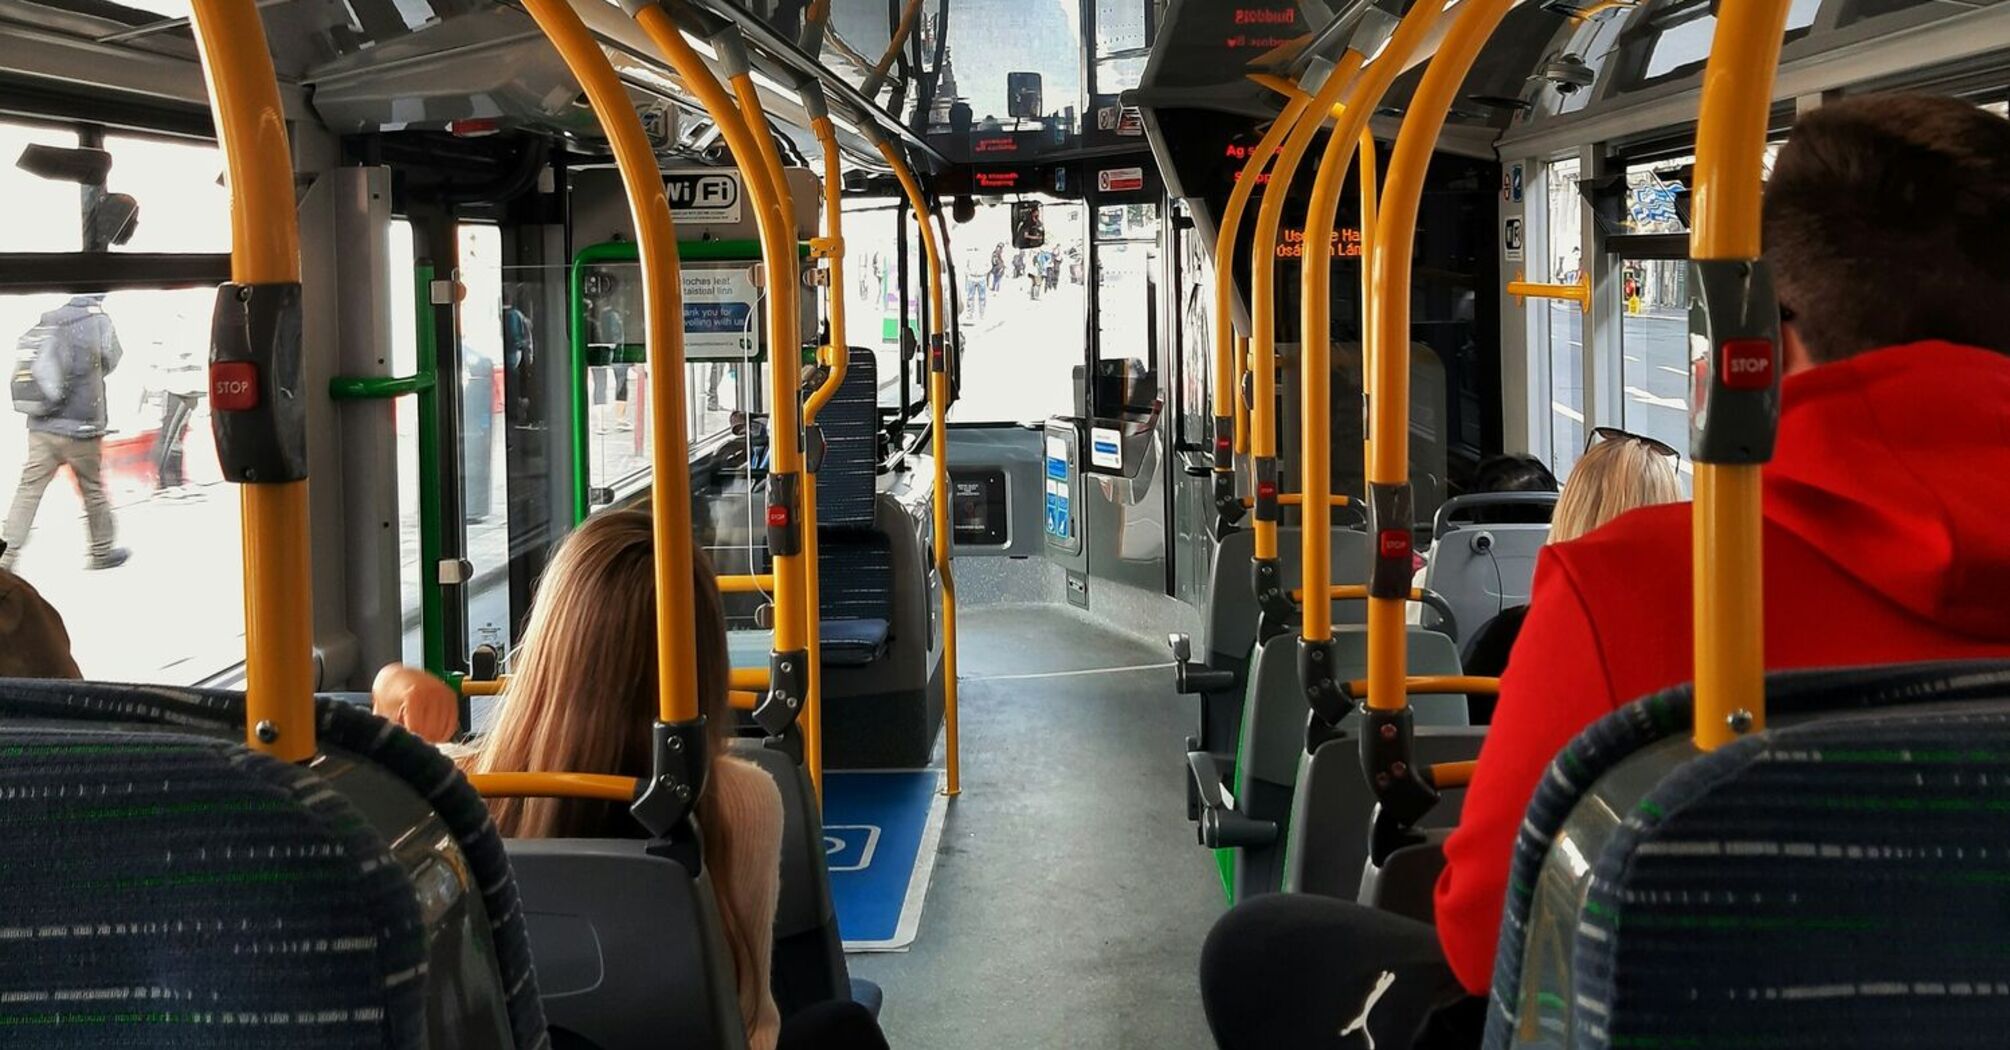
[1588,426,1679,460]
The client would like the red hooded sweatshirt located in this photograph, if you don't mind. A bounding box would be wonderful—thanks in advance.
[1434,341,2010,995]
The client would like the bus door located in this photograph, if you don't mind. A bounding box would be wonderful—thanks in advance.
[1078,177,1170,594]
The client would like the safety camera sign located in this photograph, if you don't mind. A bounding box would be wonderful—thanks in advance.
[664,170,742,224]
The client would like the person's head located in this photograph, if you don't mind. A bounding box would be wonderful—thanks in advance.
[1765,95,2010,370]
[1470,454,1558,496]
[472,511,758,992]
[0,564,82,679]
[473,511,731,839]
[1549,432,1682,545]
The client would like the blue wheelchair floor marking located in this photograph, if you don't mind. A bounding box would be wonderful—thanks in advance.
[822,770,946,951]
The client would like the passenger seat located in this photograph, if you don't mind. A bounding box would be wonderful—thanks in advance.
[813,348,893,666]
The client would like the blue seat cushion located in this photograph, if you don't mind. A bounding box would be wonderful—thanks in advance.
[821,617,890,666]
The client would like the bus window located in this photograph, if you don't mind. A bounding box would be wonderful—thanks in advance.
[0,125,243,684]
[0,122,83,252]
[1543,157,1586,478]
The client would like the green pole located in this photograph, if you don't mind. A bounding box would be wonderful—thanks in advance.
[328,284,449,681]
[413,264,447,681]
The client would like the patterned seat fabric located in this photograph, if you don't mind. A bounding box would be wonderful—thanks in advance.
[815,348,892,667]
[1485,661,2010,1050]
[0,679,550,1050]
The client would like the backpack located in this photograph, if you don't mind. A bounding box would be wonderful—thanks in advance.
[9,321,66,419]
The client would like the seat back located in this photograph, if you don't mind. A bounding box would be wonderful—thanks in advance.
[816,347,879,530]
[816,348,894,666]
[1423,523,1548,649]
[1488,662,2010,1050]
[1227,627,1467,900]
[511,840,748,1050]
[1201,526,1371,662]
[1284,727,1485,901]
[0,679,545,1049]
[729,742,851,1017]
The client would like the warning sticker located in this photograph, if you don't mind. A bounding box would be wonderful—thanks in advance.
[1097,166,1146,193]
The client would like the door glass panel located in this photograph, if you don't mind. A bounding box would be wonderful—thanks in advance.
[459,224,511,656]
[1091,203,1157,421]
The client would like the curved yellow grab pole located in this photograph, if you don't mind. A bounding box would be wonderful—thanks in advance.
[877,136,960,798]
[864,0,924,94]
[1365,0,1513,715]
[1248,51,1363,565]
[1357,130,1377,473]
[527,0,695,725]
[189,0,313,760]
[632,12,812,726]
[1214,93,1313,488]
[1296,0,1439,642]
[796,92,854,795]
[1690,0,1793,750]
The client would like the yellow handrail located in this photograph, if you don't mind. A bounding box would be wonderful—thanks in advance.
[631,13,811,717]
[1300,2,1441,644]
[189,0,312,761]
[1358,129,1377,474]
[1690,0,1793,750]
[1507,270,1592,313]
[1239,492,1353,509]
[798,93,853,795]
[1288,585,1424,603]
[1425,760,1477,789]
[469,772,638,802]
[730,667,769,691]
[462,676,508,697]
[1343,676,1501,697]
[527,0,695,726]
[876,135,961,797]
[1366,0,1514,715]
[865,0,924,93]
[1215,93,1313,469]
[1249,52,1363,564]
[717,573,777,594]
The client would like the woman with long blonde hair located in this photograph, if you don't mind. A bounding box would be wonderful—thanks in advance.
[373,511,886,1050]
[1460,430,1682,713]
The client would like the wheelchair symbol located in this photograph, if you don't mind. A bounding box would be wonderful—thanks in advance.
[823,824,881,872]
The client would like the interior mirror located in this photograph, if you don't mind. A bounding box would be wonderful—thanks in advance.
[15,143,112,185]
[1011,201,1046,249]
[1007,72,1043,120]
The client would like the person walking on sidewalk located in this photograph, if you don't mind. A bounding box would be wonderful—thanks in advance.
[4,294,131,572]
[153,339,205,499]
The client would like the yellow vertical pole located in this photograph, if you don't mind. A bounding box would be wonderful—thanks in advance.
[188,0,313,761]
[1215,95,1312,482]
[1247,53,1362,564]
[1357,130,1377,474]
[632,12,811,725]
[800,95,853,796]
[1365,0,1513,715]
[524,0,694,724]
[1298,1,1438,653]
[876,137,959,797]
[1690,0,1792,750]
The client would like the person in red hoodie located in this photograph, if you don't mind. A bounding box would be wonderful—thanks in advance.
[1199,93,2010,1050]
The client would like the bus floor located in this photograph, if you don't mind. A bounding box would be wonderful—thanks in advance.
[848,604,1220,1049]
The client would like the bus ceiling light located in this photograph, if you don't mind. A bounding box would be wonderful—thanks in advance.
[678,29,718,60]
[752,68,804,105]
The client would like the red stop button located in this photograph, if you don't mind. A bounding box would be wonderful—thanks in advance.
[766,504,790,529]
[210,361,260,411]
[1719,339,1774,391]
[1378,528,1412,560]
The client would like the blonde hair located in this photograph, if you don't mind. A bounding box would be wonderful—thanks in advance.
[1550,438,1682,544]
[462,511,754,997]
